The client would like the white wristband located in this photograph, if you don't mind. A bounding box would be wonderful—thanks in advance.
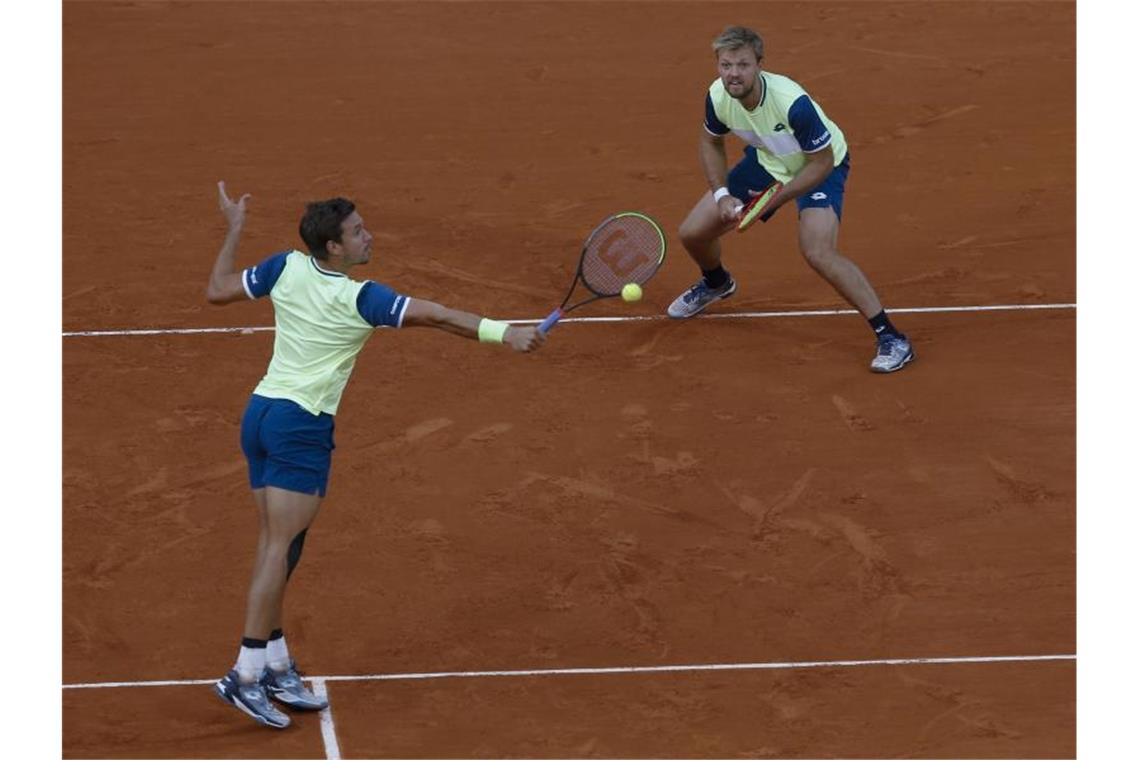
[712,187,731,203]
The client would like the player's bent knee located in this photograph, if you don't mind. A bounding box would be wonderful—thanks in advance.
[801,246,836,271]
[678,218,702,246]
[680,220,719,249]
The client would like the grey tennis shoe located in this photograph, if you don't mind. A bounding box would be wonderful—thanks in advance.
[870,333,915,373]
[263,661,328,711]
[215,669,292,729]
[666,275,737,318]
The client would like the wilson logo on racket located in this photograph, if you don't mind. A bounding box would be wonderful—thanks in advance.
[597,230,652,278]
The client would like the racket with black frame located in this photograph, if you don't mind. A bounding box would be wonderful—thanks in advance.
[538,212,667,334]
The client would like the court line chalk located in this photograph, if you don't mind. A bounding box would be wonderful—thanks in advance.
[61,302,1075,337]
[62,326,276,338]
[310,678,342,760]
[62,653,1075,690]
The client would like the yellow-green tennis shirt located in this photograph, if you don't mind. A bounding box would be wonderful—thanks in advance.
[704,71,847,183]
[242,250,409,416]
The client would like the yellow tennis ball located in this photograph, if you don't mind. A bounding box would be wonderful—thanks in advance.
[621,283,643,303]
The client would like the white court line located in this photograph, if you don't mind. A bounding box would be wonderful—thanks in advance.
[62,653,1074,690]
[63,326,276,338]
[61,302,1076,337]
[310,678,342,760]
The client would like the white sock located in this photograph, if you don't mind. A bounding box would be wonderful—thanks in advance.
[267,634,291,672]
[235,644,267,683]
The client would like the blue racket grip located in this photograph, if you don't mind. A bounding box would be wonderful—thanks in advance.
[538,307,564,334]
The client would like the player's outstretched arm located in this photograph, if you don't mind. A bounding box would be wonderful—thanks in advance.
[206,181,253,305]
[402,299,546,353]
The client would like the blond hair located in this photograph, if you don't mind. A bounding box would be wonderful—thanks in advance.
[712,26,764,61]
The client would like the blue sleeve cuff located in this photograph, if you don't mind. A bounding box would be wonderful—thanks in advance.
[357,281,409,327]
[704,93,731,135]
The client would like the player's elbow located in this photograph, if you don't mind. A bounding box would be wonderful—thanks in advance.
[205,282,234,305]
[699,132,726,154]
[430,305,465,331]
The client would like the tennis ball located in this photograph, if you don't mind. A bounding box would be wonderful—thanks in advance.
[621,283,643,303]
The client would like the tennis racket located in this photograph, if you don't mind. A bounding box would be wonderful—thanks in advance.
[736,181,783,232]
[538,211,667,334]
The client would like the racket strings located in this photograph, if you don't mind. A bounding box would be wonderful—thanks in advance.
[580,217,663,296]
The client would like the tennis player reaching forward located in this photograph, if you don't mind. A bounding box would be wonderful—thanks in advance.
[667,25,914,373]
[206,181,545,729]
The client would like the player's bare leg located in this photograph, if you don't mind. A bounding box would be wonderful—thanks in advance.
[798,207,913,372]
[668,192,739,318]
[243,487,321,643]
[797,207,882,317]
[216,488,322,727]
[248,488,281,632]
[242,486,329,711]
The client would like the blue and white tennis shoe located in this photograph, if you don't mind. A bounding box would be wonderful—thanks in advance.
[262,661,328,710]
[215,669,291,729]
[870,333,914,373]
[667,275,737,318]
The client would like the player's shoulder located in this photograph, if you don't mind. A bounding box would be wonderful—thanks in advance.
[279,252,364,300]
[274,250,317,284]
[763,71,809,101]
[706,78,735,116]
[244,248,300,298]
[271,249,307,274]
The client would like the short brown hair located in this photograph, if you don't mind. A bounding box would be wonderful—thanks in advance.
[712,25,764,61]
[298,197,356,260]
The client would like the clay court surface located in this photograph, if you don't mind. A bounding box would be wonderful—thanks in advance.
[63,1,1075,757]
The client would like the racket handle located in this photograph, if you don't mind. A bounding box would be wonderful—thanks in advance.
[538,307,564,334]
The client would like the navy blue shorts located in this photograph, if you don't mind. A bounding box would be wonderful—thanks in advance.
[240,394,336,497]
[727,147,851,220]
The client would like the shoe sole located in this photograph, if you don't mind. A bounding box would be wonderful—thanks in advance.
[870,349,915,374]
[215,681,291,729]
[667,283,737,319]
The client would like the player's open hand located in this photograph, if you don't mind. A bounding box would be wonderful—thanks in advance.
[217,181,251,230]
[505,325,546,353]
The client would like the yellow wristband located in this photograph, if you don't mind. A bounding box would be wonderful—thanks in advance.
[478,318,509,344]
